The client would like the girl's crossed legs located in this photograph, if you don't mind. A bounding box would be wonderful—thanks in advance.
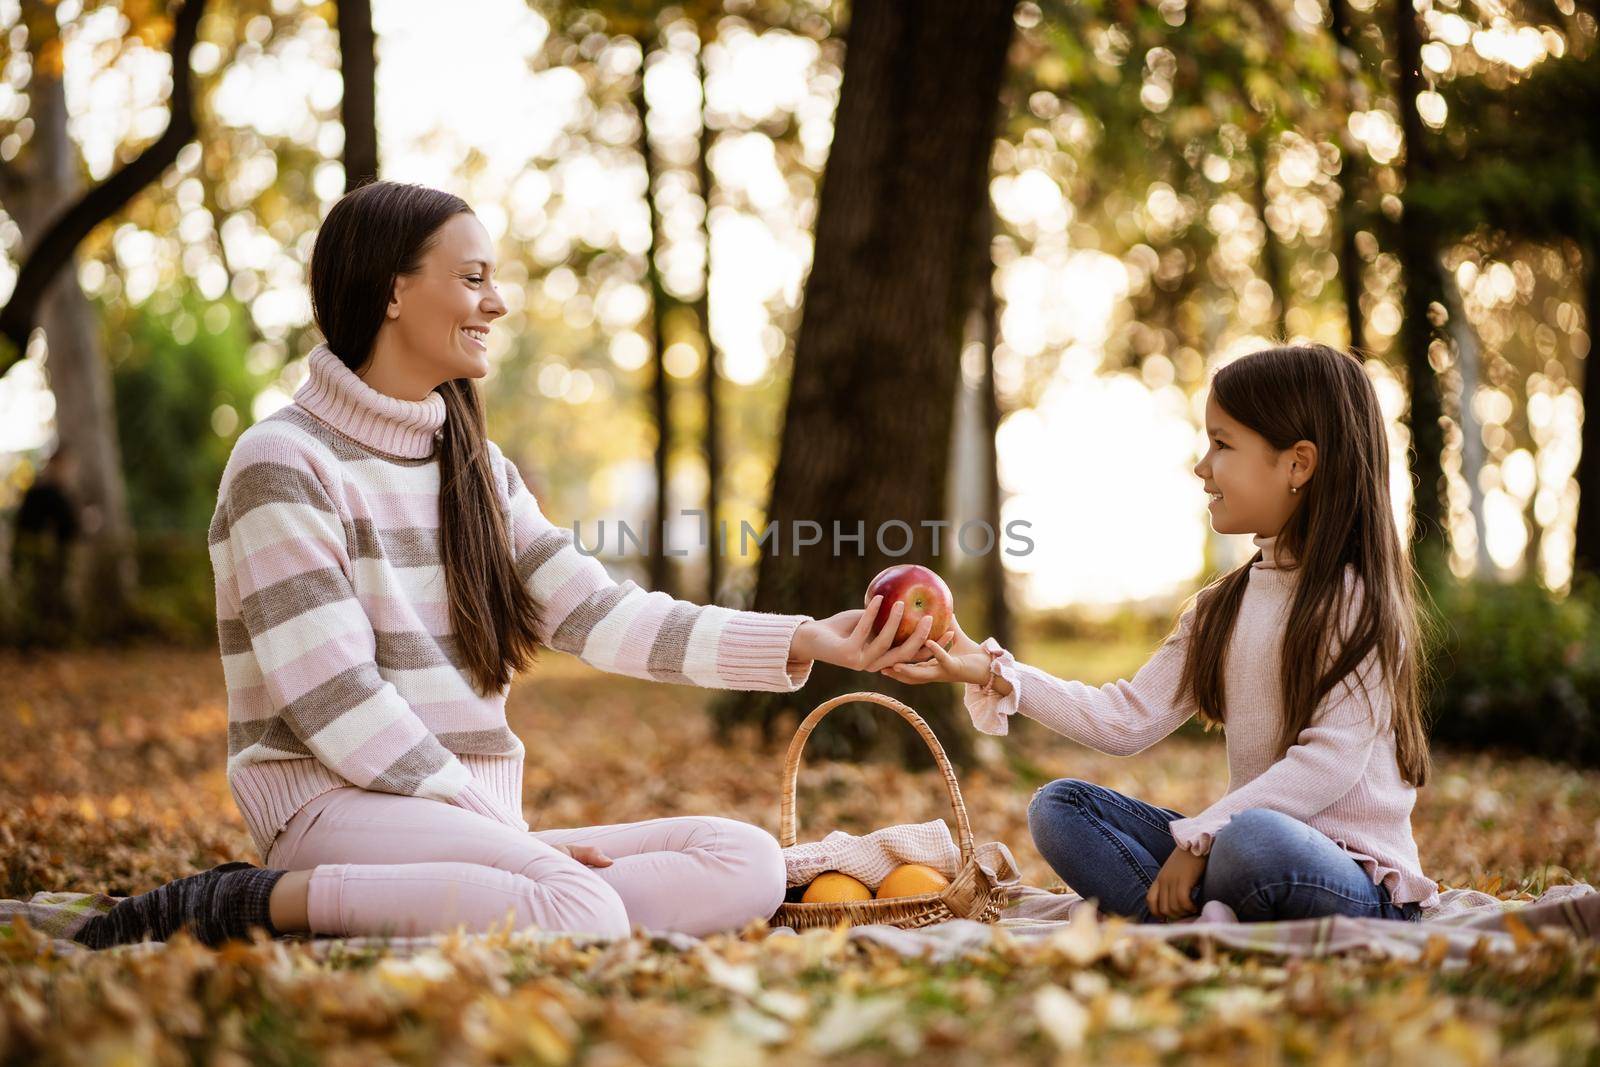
[266,787,787,939]
[1027,778,1420,923]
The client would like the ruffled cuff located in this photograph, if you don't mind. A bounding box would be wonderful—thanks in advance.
[1165,814,1219,857]
[963,637,1024,736]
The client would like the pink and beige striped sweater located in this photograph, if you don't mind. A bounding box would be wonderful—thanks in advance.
[210,344,813,859]
[967,535,1438,907]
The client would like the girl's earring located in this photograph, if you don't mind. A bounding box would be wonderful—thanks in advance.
[1291,486,1299,494]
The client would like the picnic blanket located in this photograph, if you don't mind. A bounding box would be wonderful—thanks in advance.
[5,880,1595,968]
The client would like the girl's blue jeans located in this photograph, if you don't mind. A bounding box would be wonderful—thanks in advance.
[1028,778,1423,923]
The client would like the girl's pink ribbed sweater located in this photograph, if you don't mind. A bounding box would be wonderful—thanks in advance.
[967,535,1438,907]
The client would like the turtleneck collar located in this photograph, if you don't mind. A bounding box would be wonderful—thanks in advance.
[1251,532,1297,571]
[293,343,447,459]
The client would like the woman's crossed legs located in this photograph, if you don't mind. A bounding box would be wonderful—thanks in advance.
[266,787,786,939]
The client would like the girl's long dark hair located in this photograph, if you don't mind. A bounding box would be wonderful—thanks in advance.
[309,180,542,695]
[1176,344,1433,786]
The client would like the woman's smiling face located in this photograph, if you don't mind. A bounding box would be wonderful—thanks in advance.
[1193,391,1310,537]
[378,212,507,388]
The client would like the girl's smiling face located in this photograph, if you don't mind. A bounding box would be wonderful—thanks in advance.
[1193,391,1317,536]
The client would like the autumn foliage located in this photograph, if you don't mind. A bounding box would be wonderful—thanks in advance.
[2,648,1598,1064]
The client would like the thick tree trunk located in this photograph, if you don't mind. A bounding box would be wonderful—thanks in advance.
[337,0,379,191]
[697,45,723,605]
[713,0,1017,765]
[1327,0,1367,351]
[633,39,676,598]
[1575,232,1600,582]
[1394,0,1449,567]
[10,64,137,631]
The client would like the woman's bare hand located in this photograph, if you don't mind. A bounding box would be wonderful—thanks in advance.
[555,844,613,867]
[790,596,943,673]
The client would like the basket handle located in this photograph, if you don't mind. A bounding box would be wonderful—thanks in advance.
[778,690,975,863]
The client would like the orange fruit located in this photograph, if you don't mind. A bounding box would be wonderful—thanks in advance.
[875,863,950,899]
[801,871,873,903]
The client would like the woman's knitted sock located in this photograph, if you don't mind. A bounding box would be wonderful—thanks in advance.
[73,862,287,949]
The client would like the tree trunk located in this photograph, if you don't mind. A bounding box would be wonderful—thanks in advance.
[1439,261,1493,577]
[1202,289,1231,576]
[10,61,137,632]
[1249,130,1290,339]
[337,0,379,191]
[632,37,676,598]
[1327,0,1367,352]
[1575,231,1600,582]
[0,0,205,362]
[976,208,1012,652]
[712,0,1017,765]
[1394,0,1449,568]
[696,44,723,605]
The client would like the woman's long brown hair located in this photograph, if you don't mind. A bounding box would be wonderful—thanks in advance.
[309,180,542,695]
[1175,344,1434,786]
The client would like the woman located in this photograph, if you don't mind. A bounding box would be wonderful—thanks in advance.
[74,181,934,949]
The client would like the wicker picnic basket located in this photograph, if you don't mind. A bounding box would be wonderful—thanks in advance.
[771,691,1002,931]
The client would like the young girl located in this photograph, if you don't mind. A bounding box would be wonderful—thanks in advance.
[74,180,934,949]
[886,344,1438,924]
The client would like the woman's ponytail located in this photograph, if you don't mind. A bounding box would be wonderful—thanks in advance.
[437,378,543,694]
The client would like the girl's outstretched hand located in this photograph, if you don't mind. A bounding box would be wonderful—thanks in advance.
[879,615,991,686]
[791,596,943,673]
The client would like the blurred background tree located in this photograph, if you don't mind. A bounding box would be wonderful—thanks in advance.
[713,0,1017,764]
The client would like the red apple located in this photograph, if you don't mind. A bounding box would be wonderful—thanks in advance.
[865,564,954,644]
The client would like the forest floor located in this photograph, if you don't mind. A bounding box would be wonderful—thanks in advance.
[2,644,1598,1065]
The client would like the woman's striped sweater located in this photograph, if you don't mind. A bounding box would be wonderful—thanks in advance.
[210,344,814,859]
